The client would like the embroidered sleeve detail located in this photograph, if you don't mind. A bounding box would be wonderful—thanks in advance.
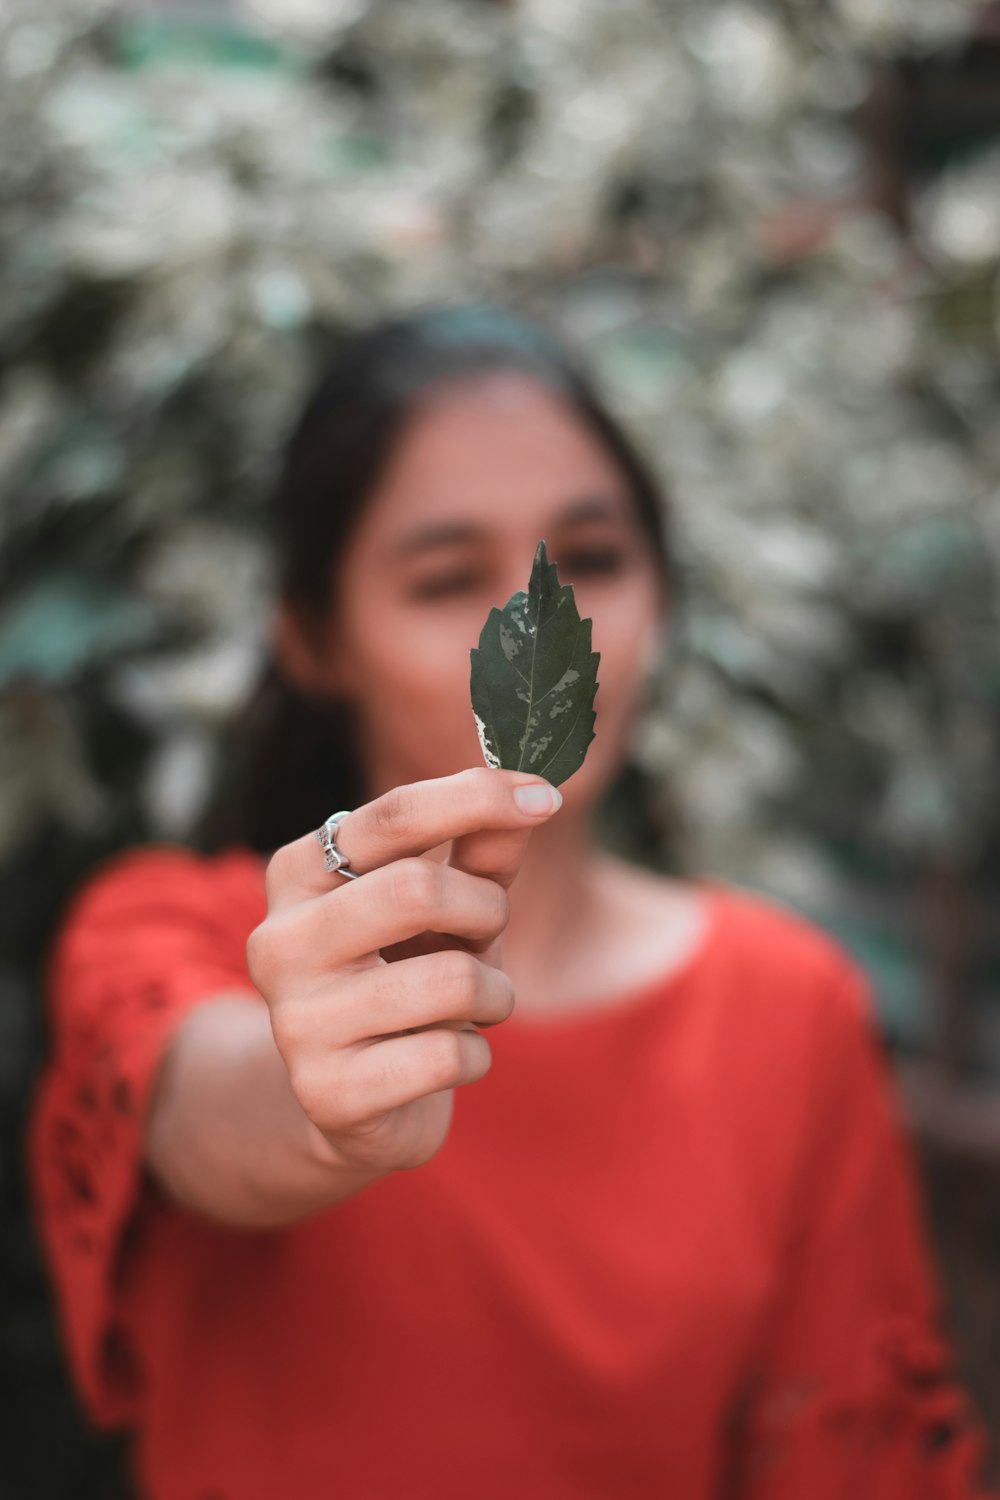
[25,847,264,1430]
[729,1314,990,1496]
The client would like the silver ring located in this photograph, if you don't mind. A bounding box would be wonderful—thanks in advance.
[314,810,361,879]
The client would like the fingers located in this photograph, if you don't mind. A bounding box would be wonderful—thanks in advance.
[264,767,562,913]
[290,1025,494,1140]
[248,858,513,990]
[270,950,516,1058]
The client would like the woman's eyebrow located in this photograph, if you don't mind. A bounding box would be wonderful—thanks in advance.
[384,496,623,561]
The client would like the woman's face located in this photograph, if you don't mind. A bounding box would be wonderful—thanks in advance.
[278,372,668,812]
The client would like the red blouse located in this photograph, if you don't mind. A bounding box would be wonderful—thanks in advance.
[26,843,996,1500]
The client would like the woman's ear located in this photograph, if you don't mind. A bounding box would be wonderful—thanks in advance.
[273,598,351,703]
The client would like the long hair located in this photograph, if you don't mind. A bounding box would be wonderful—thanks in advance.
[195,301,683,862]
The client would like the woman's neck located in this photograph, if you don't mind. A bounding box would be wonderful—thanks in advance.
[416,796,606,1002]
[498,807,601,985]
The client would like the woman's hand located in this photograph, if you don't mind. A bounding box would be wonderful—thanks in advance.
[246,767,562,1179]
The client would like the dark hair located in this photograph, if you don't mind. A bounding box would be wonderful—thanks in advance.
[197,301,682,861]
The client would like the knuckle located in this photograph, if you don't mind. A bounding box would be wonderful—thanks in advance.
[391,856,438,914]
[458,765,494,794]
[290,1050,357,1137]
[420,1028,464,1089]
[435,949,482,1007]
[245,921,273,985]
[284,1053,316,1112]
[263,844,293,906]
[268,996,307,1058]
[369,1046,411,1096]
[372,785,413,842]
[289,1061,336,1133]
[460,765,503,813]
[245,910,299,994]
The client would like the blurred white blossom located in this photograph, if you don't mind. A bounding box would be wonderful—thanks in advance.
[0,0,997,892]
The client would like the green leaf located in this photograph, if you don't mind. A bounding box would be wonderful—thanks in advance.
[469,539,600,787]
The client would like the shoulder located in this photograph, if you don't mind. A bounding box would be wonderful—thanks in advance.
[598,859,875,1067]
[711,876,869,992]
[698,877,879,1065]
[694,883,900,1214]
[622,864,868,1011]
[600,856,872,1032]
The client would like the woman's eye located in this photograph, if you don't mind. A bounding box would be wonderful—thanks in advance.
[409,572,480,600]
[409,551,625,601]
[559,549,626,578]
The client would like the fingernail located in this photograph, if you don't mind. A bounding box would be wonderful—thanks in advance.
[514,782,562,815]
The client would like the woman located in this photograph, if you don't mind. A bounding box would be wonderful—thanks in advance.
[27,303,994,1498]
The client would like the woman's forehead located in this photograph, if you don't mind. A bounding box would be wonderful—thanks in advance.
[360,374,635,539]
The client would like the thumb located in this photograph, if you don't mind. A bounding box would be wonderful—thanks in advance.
[445,776,562,891]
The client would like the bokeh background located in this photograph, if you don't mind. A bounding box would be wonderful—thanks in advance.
[2,0,999,1494]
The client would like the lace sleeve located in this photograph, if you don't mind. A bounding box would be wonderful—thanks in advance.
[723,959,996,1500]
[25,845,264,1431]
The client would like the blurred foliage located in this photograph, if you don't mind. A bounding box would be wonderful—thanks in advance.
[1,0,1000,1490]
